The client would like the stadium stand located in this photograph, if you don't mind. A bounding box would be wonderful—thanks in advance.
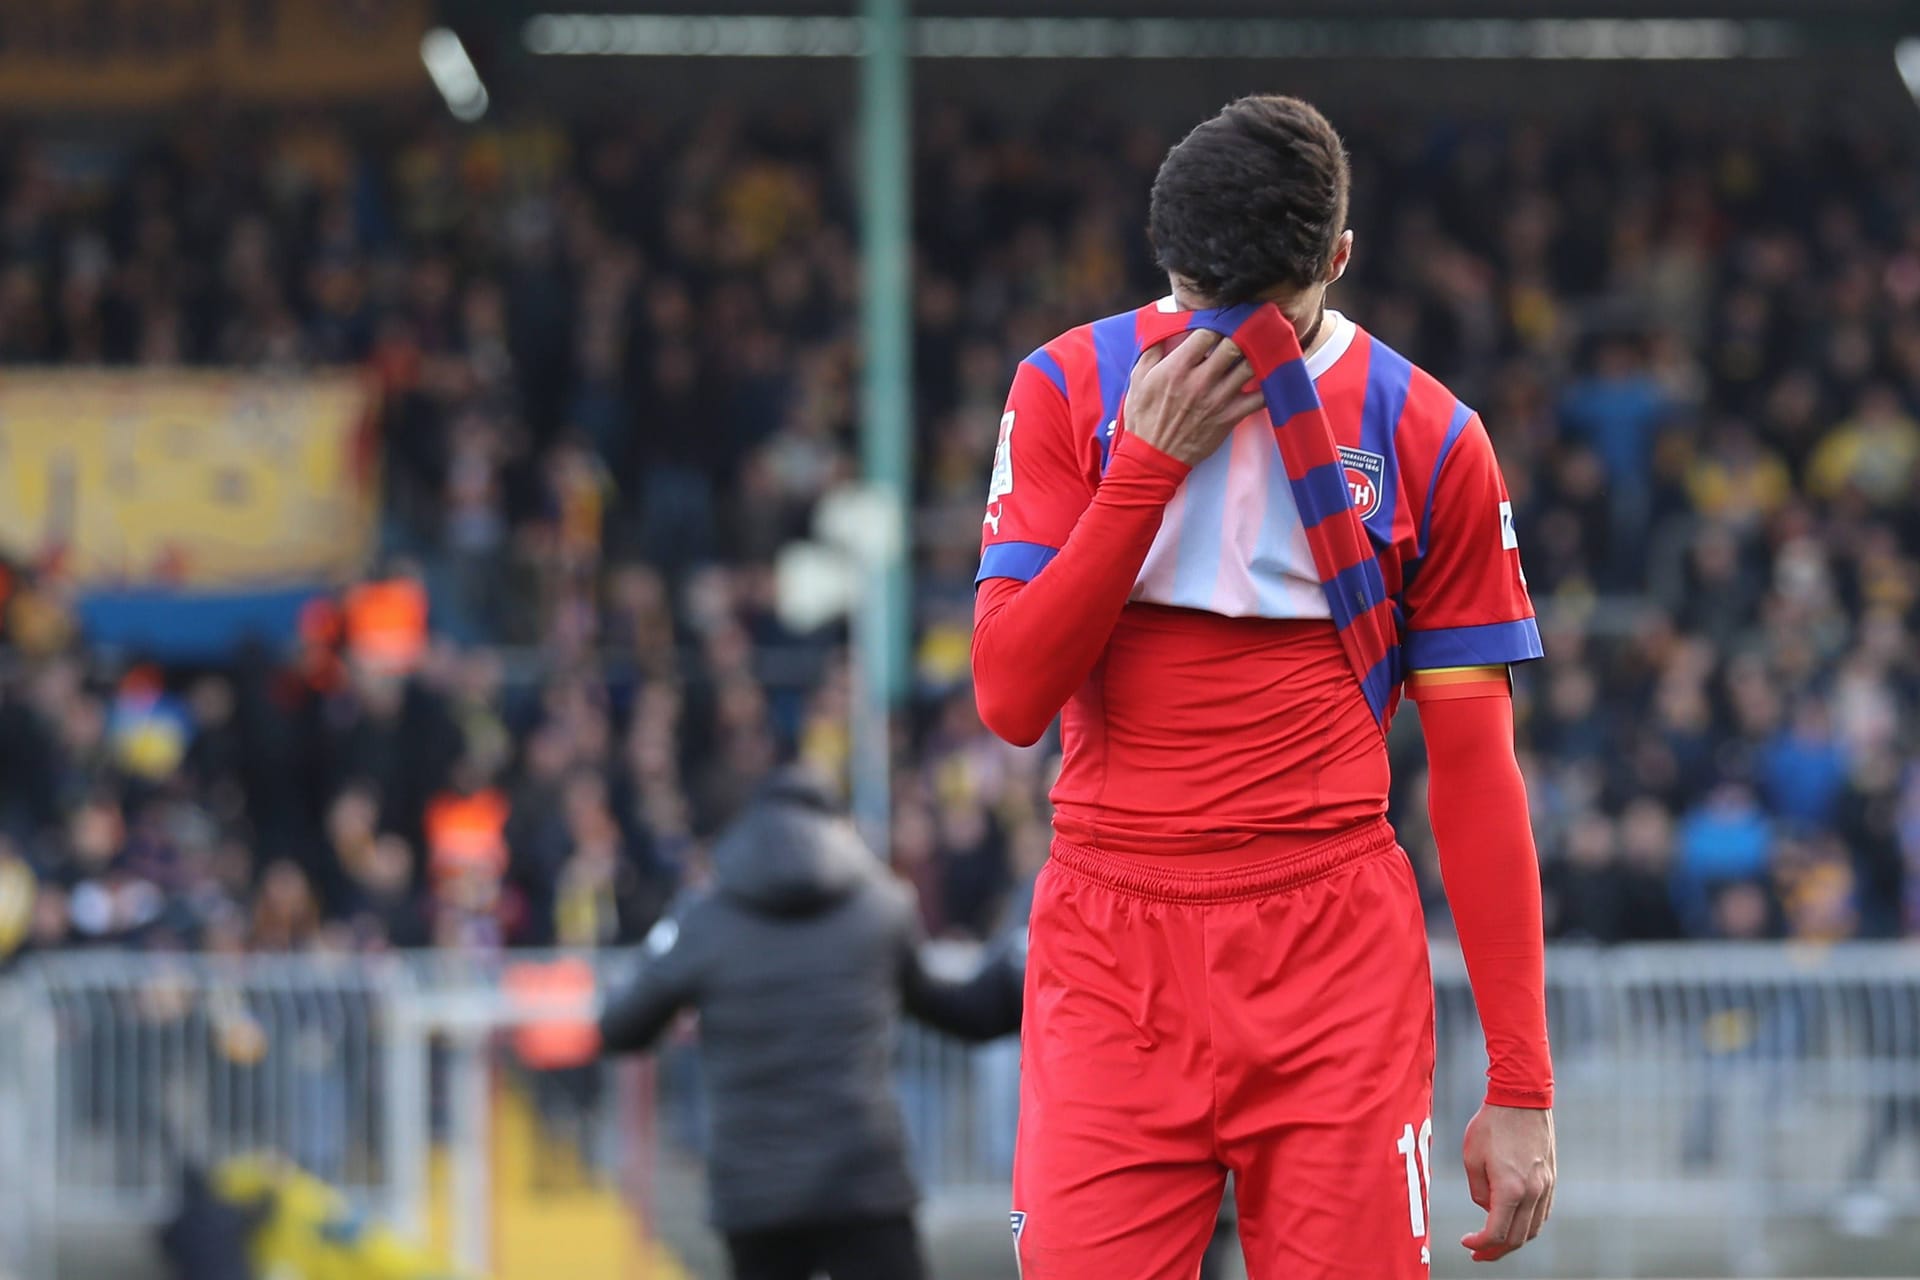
[0,99,1916,967]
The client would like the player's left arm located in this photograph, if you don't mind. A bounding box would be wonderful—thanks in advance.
[1402,411,1555,1263]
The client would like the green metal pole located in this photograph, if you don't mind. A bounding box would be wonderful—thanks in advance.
[854,0,911,847]
[860,0,912,692]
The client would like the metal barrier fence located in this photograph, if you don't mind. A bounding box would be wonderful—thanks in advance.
[23,954,400,1212]
[0,981,41,1280]
[2,944,1918,1279]
[892,945,1920,1277]
[395,951,661,1280]
[4,954,415,1280]
[0,951,659,1280]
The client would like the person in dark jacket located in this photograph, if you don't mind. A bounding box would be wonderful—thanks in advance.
[598,766,1022,1280]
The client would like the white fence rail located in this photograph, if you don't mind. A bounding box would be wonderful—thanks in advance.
[21,956,400,1213]
[0,982,46,1280]
[0,944,1917,1279]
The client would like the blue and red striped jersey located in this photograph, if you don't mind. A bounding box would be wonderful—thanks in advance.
[978,298,1542,732]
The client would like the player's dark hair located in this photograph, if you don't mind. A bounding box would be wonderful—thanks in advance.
[1148,95,1351,306]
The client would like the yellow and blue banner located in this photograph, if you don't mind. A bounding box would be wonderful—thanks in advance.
[0,369,381,656]
[0,0,431,107]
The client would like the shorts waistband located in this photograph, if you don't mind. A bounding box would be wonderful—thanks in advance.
[1047,818,1398,904]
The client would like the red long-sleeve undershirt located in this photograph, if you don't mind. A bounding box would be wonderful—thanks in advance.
[971,432,1189,748]
[1419,691,1554,1108]
[970,432,1552,1109]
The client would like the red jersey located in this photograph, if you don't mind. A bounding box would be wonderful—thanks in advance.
[976,302,1540,855]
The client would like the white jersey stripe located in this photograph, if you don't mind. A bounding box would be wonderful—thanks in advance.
[1133,482,1189,602]
[1249,429,1327,618]
[1166,423,1234,609]
[1210,415,1270,614]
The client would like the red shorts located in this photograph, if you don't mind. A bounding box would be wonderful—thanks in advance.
[1012,820,1436,1280]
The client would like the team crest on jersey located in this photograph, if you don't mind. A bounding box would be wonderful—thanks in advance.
[1010,1210,1027,1239]
[1338,445,1387,520]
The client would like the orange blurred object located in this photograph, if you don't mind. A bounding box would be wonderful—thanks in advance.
[345,577,429,675]
[504,956,601,1070]
[425,788,511,884]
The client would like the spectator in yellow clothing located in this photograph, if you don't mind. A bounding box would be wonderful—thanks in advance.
[1807,386,1920,510]
[1775,835,1860,943]
[1688,423,1792,531]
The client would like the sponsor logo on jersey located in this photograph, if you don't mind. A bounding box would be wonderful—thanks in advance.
[1499,499,1518,550]
[1338,445,1387,520]
[988,411,1016,503]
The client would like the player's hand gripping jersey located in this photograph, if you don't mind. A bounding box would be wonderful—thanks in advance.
[973,300,1550,1280]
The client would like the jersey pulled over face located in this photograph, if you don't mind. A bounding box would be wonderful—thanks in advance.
[978,302,1541,854]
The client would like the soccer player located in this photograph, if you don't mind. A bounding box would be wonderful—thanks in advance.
[972,95,1555,1278]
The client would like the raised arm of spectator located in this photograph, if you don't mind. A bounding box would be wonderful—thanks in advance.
[972,334,1259,745]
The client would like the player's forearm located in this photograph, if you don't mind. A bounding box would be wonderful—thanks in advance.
[972,434,1187,746]
[1419,690,1554,1109]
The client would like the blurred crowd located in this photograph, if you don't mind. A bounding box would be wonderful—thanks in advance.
[0,97,1917,961]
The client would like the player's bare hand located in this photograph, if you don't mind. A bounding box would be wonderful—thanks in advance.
[1122,329,1265,466]
[1459,1104,1555,1262]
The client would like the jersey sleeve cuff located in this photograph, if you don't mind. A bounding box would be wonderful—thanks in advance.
[1404,618,1544,670]
[1110,431,1192,484]
[1486,1083,1554,1109]
[975,541,1060,585]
